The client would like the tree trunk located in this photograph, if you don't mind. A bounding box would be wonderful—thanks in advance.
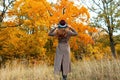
[109,31,116,58]
[0,12,4,22]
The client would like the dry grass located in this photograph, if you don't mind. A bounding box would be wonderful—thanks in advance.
[0,59,120,80]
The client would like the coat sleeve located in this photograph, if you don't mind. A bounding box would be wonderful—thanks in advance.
[68,28,78,36]
[48,28,56,36]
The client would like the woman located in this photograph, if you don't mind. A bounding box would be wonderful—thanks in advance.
[48,20,77,80]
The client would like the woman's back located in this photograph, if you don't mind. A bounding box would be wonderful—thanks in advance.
[49,28,77,42]
[56,29,70,43]
[48,20,77,80]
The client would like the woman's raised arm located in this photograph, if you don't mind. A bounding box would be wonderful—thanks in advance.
[48,27,57,36]
[68,26,78,36]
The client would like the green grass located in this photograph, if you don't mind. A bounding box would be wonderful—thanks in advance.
[0,59,120,80]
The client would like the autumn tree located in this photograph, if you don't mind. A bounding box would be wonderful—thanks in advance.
[0,0,50,63]
[0,0,97,64]
[82,0,120,58]
[46,0,97,60]
[0,0,16,23]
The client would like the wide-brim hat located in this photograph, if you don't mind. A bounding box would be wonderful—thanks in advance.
[58,24,67,28]
[58,20,67,28]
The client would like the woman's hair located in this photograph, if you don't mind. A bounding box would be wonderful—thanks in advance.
[56,20,68,39]
[56,29,68,39]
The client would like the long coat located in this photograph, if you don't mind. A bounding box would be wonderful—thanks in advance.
[48,28,77,75]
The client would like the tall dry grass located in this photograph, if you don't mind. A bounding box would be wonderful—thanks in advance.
[0,59,120,80]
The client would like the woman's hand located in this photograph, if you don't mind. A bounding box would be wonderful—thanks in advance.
[68,25,73,30]
[49,26,57,36]
[51,24,58,29]
[51,26,58,30]
[68,25,78,36]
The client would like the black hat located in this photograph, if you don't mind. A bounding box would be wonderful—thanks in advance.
[58,20,67,28]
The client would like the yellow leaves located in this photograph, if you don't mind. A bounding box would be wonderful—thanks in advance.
[0,0,101,63]
[70,38,79,50]
[2,21,16,27]
[47,0,98,54]
[24,20,32,25]
[0,27,48,57]
[8,10,17,16]
[7,28,24,48]
[78,33,94,45]
[116,44,120,55]
[48,0,75,24]
[0,29,8,42]
[50,1,89,23]
[10,0,50,29]
[0,27,25,55]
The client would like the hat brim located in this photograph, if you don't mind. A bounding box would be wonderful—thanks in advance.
[58,24,67,28]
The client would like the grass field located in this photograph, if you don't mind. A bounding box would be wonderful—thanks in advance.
[0,59,120,80]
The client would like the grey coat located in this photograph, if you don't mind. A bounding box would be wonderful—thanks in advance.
[48,27,77,75]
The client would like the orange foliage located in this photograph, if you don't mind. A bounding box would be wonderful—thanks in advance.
[0,0,98,64]
[47,0,97,51]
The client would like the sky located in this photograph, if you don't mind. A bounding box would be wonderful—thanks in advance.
[47,0,120,35]
[0,0,120,35]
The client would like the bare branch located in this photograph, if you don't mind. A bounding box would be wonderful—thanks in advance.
[3,0,6,8]
[0,0,16,22]
[92,0,104,11]
[100,27,109,34]
[81,0,99,14]
[4,0,16,13]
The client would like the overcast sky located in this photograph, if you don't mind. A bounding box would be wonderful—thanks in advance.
[0,0,119,35]
[47,0,120,35]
